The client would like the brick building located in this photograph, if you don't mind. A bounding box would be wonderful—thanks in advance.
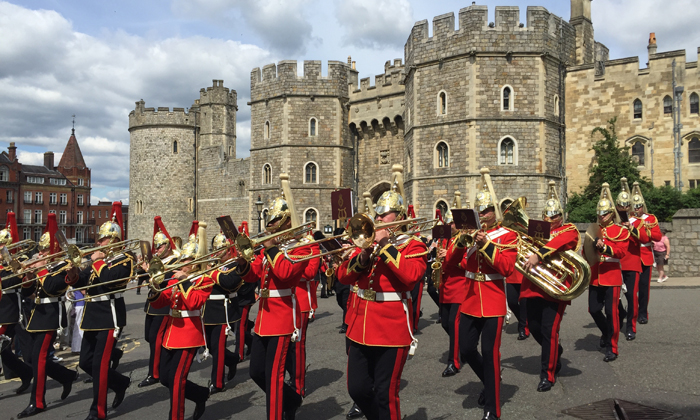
[91,200,129,242]
[0,129,93,246]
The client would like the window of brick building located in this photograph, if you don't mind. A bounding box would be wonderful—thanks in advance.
[436,142,449,168]
[6,190,12,203]
[24,191,31,203]
[23,227,30,240]
[263,164,272,184]
[23,209,31,224]
[689,137,700,164]
[632,141,645,166]
[499,137,517,165]
[633,99,643,119]
[304,208,317,223]
[34,227,41,242]
[77,211,83,224]
[689,179,700,189]
[76,228,83,243]
[502,86,513,111]
[78,178,84,186]
[309,118,317,137]
[77,194,83,206]
[50,192,56,204]
[691,93,699,115]
[663,95,673,115]
[305,162,318,184]
[0,166,7,182]
[60,193,67,205]
[35,192,42,204]
[34,210,42,224]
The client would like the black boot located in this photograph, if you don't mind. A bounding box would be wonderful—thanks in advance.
[61,370,79,400]
[193,395,208,420]
[17,404,44,418]
[138,375,159,387]
[15,375,32,395]
[346,403,364,419]
[441,364,459,377]
[537,378,553,392]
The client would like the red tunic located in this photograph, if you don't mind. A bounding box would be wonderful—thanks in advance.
[459,226,518,318]
[439,236,469,305]
[337,236,428,347]
[590,224,629,287]
[519,223,580,303]
[149,275,214,349]
[240,243,311,336]
[630,214,662,266]
[620,218,643,273]
[296,242,320,314]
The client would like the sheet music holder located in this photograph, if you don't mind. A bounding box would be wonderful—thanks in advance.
[216,216,239,240]
[452,209,480,230]
[331,189,353,220]
[432,224,451,240]
[527,219,551,241]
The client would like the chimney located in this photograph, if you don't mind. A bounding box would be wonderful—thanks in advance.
[648,32,657,59]
[44,151,54,169]
[8,142,16,162]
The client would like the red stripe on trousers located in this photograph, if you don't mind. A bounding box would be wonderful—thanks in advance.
[98,330,116,419]
[0,325,6,335]
[632,272,639,333]
[215,325,227,388]
[493,317,504,419]
[388,346,409,420]
[546,304,565,383]
[453,308,461,369]
[34,331,55,409]
[270,335,291,420]
[611,287,620,355]
[171,348,196,420]
[239,306,250,361]
[153,317,168,379]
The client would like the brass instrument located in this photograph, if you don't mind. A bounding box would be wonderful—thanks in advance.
[234,221,316,262]
[431,241,443,288]
[7,239,37,256]
[502,197,591,301]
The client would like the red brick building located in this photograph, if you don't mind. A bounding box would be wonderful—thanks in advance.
[91,200,129,242]
[0,129,93,246]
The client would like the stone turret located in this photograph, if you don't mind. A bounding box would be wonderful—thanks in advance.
[570,0,595,65]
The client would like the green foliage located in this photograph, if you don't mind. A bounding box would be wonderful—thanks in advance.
[567,117,699,222]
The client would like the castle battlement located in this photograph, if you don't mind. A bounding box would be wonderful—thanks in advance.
[405,6,575,66]
[349,59,405,100]
[128,99,196,130]
[199,79,237,106]
[250,60,349,102]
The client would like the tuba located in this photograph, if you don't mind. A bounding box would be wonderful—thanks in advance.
[502,197,591,301]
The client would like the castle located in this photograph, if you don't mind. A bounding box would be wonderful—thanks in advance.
[128,0,700,243]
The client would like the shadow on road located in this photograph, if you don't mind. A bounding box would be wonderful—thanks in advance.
[455,381,519,409]
[306,368,343,395]
[574,333,603,352]
[298,396,345,419]
[204,390,257,419]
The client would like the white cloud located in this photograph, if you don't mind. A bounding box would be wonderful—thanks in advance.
[16,150,63,166]
[170,0,317,55]
[334,0,413,49]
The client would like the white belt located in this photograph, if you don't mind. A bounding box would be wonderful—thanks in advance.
[36,296,65,304]
[466,272,504,281]
[86,292,123,338]
[3,289,18,294]
[259,288,292,298]
[169,309,201,318]
[357,288,410,302]
[88,293,124,302]
[601,257,620,263]
[208,292,238,300]
[641,243,652,247]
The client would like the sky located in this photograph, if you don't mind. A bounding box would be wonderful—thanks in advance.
[1,0,699,205]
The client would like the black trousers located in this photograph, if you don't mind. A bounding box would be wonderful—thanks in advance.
[439,303,461,368]
[620,271,639,334]
[347,341,409,420]
[79,329,130,419]
[506,283,528,334]
[160,347,209,420]
[459,314,504,419]
[411,279,424,331]
[588,285,621,355]
[249,334,298,420]
[25,330,75,409]
[638,264,652,320]
[0,324,32,381]
[234,305,253,361]
[205,324,238,389]
[144,314,167,379]
[426,277,440,308]
[285,315,309,398]
[526,298,565,382]
[335,288,350,328]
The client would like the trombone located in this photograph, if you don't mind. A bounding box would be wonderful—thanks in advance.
[233,221,316,262]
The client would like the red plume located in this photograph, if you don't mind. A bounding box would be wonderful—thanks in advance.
[239,221,249,236]
[152,216,175,253]
[5,212,19,252]
[189,220,199,237]
[407,205,416,219]
[44,213,59,254]
[110,202,124,240]
[435,209,443,224]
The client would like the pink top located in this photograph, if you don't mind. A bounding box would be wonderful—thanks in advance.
[653,235,669,253]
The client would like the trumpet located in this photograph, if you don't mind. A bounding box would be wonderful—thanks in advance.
[7,239,37,256]
[233,221,316,262]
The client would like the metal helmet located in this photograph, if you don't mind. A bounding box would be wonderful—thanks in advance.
[474,185,494,213]
[38,232,51,251]
[631,181,647,212]
[375,179,406,218]
[0,229,12,246]
[597,183,615,216]
[444,209,454,224]
[212,232,227,250]
[179,237,199,261]
[543,181,564,218]
[616,177,632,208]
[98,217,122,241]
[153,231,170,249]
[265,196,291,232]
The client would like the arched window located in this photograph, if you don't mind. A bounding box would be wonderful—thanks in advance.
[500,137,515,165]
[264,121,270,139]
[436,142,449,168]
[554,95,560,117]
[263,164,272,184]
[305,162,317,183]
[690,93,699,115]
[309,118,317,137]
[173,140,178,154]
[631,141,645,166]
[0,165,8,182]
[435,200,448,219]
[633,99,643,119]
[502,86,512,111]
[663,95,673,115]
[689,137,700,164]
[304,208,317,223]
[438,91,447,115]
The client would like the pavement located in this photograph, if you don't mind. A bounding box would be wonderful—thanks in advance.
[1,277,699,420]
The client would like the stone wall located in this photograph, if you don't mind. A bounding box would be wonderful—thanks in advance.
[668,209,700,277]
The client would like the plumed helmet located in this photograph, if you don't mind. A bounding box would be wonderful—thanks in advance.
[153,231,170,249]
[616,177,632,208]
[444,209,454,224]
[375,179,406,217]
[631,181,647,212]
[212,232,227,250]
[38,232,51,251]
[474,187,494,213]
[597,183,615,216]
[0,229,12,246]
[98,219,122,241]
[179,237,199,261]
[265,196,291,231]
[543,181,564,218]
[188,233,196,243]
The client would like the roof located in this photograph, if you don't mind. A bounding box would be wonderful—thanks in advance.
[58,129,87,169]
[22,164,63,176]
[0,152,11,164]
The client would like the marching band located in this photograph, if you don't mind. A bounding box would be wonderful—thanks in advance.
[0,166,668,420]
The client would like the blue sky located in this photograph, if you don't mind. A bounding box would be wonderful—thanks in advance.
[1,0,699,204]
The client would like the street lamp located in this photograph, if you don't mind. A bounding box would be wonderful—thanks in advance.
[324,224,333,235]
[255,195,264,233]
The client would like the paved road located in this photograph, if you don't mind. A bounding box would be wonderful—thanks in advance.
[1,281,699,420]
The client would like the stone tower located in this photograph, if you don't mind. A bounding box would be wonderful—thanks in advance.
[403,5,576,216]
[249,60,353,232]
[570,0,595,65]
[128,101,198,242]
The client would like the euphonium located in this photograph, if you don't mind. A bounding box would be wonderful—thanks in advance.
[502,197,591,301]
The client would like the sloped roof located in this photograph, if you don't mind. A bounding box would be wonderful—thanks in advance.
[58,129,87,169]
